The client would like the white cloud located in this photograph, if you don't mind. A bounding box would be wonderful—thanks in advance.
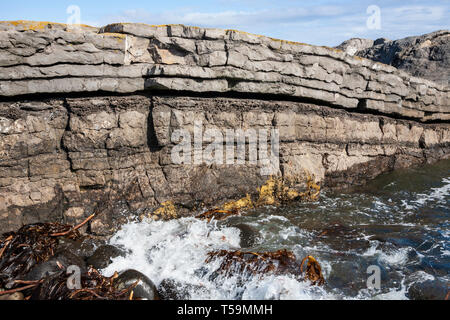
[101,3,449,46]
[389,6,446,22]
[109,5,347,27]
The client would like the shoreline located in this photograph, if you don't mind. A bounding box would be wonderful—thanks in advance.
[0,21,448,236]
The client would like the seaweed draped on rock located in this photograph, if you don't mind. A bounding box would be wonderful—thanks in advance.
[0,21,448,235]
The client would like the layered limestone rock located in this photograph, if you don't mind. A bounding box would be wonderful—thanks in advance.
[0,21,448,122]
[1,95,448,235]
[0,21,449,235]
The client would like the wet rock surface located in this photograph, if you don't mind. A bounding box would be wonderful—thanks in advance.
[24,249,86,282]
[157,278,202,300]
[115,269,159,300]
[56,237,105,259]
[86,245,127,270]
[407,279,449,300]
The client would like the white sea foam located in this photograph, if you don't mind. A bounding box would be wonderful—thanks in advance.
[378,248,410,265]
[413,177,450,206]
[258,215,290,223]
[241,275,336,300]
[101,217,332,300]
[408,271,435,283]
[362,242,410,266]
[102,218,240,284]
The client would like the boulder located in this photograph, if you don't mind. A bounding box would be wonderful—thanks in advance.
[115,270,159,300]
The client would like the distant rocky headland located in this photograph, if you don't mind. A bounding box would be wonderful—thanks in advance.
[0,21,448,235]
[336,30,449,85]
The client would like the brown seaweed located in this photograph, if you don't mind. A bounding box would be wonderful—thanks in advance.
[0,218,137,300]
[32,268,137,300]
[196,209,240,222]
[300,255,325,286]
[0,223,82,288]
[205,249,325,286]
[196,174,321,223]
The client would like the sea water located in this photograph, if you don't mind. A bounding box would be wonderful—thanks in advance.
[102,160,449,300]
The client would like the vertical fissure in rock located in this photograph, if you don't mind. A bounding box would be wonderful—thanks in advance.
[147,97,163,152]
[61,98,75,173]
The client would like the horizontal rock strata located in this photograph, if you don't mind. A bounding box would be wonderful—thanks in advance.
[0,21,448,122]
[0,21,449,235]
[1,94,448,235]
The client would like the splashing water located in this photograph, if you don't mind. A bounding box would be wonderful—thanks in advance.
[102,160,450,300]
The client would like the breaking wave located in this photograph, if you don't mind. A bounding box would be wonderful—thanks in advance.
[101,160,450,300]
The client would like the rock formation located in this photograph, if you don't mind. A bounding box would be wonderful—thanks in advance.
[337,30,449,85]
[0,21,448,235]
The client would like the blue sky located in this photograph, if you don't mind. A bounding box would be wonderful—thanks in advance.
[1,0,448,46]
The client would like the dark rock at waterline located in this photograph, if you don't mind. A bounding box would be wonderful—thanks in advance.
[234,223,260,248]
[57,237,105,259]
[157,279,182,300]
[407,279,448,300]
[326,261,367,295]
[86,245,126,270]
[115,270,159,300]
[316,223,370,251]
[158,279,193,300]
[158,279,207,300]
[23,250,86,282]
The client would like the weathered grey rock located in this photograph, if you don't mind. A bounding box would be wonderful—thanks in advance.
[0,21,448,122]
[0,21,448,236]
[0,94,449,235]
[339,30,450,85]
[335,38,375,56]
